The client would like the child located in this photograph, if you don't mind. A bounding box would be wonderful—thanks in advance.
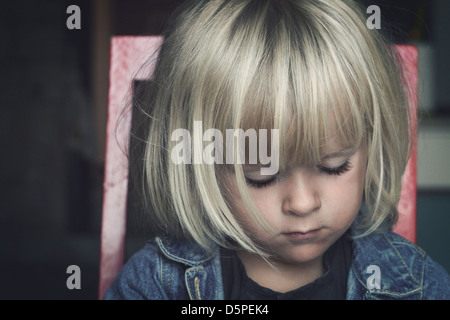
[104,0,450,299]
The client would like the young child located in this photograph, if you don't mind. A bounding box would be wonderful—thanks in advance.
[104,0,450,300]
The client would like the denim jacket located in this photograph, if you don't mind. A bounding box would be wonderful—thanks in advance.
[104,230,450,300]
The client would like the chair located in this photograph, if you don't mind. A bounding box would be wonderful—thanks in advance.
[98,36,418,299]
[98,36,162,299]
[391,45,418,244]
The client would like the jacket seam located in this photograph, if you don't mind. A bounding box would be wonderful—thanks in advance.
[382,234,421,286]
[186,268,206,300]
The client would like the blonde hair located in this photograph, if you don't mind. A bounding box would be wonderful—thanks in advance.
[136,0,413,256]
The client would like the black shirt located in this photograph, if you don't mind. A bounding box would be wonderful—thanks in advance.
[220,234,353,300]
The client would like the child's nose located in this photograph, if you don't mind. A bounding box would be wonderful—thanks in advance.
[281,170,321,216]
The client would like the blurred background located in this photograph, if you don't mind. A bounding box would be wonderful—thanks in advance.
[1,0,449,299]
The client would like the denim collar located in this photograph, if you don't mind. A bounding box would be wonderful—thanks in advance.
[156,236,219,267]
[349,230,423,298]
[156,229,424,299]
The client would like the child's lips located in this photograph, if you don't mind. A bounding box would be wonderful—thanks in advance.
[282,228,322,241]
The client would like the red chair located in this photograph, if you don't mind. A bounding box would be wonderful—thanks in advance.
[98,36,418,299]
[392,45,418,244]
[98,36,163,299]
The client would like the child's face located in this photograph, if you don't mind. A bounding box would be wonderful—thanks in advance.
[224,137,368,267]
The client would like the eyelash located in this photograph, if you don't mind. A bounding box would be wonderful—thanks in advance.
[245,161,352,189]
[245,175,278,189]
[317,160,352,176]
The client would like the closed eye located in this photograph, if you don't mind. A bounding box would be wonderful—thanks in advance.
[318,160,352,176]
[245,160,352,188]
[245,175,278,189]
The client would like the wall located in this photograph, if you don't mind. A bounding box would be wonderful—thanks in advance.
[0,0,100,299]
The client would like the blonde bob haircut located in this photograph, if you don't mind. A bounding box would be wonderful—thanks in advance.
[137,0,413,256]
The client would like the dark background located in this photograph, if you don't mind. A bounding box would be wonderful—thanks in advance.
[1,0,449,300]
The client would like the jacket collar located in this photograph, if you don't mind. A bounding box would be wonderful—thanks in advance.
[156,229,424,299]
[350,230,423,299]
[155,236,219,267]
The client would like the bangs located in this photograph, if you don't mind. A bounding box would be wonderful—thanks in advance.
[232,1,368,172]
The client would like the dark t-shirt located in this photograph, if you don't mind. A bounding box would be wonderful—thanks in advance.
[220,233,353,300]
